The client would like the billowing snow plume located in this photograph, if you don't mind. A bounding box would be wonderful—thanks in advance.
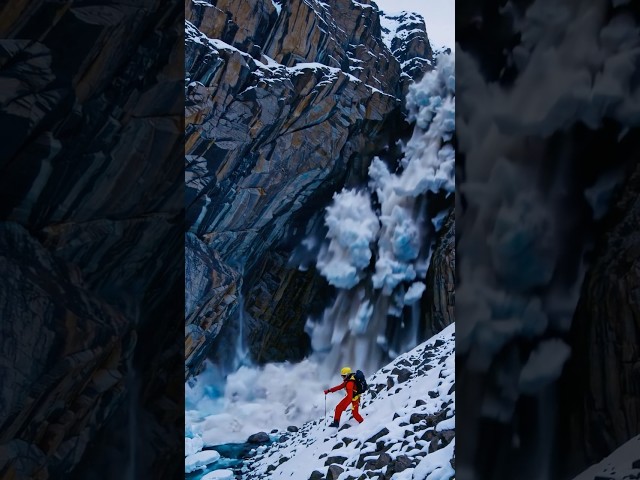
[317,190,380,288]
[307,52,455,376]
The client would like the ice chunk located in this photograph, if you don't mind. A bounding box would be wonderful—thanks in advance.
[202,470,235,480]
[185,434,204,457]
[185,450,221,473]
[404,282,426,304]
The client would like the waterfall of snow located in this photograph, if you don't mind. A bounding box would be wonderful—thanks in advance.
[308,52,455,377]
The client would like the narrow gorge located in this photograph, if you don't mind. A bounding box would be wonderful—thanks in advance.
[184,0,455,478]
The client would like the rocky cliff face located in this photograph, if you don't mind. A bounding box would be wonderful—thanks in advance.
[0,2,183,478]
[423,209,455,339]
[185,0,440,377]
[562,161,640,469]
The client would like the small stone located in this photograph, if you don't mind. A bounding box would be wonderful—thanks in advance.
[287,425,299,432]
[309,471,324,480]
[415,399,426,407]
[428,390,438,398]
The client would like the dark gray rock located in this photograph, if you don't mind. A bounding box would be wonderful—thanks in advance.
[324,456,348,466]
[395,455,412,472]
[327,464,345,480]
[439,429,455,446]
[365,428,390,445]
[309,471,324,480]
[287,426,299,433]
[247,432,270,443]
[373,453,392,469]
[422,209,455,338]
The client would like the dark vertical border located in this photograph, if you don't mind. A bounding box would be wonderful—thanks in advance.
[0,2,184,478]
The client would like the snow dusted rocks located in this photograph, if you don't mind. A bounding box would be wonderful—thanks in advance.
[242,324,455,480]
[571,435,640,480]
[380,11,434,87]
[185,0,435,377]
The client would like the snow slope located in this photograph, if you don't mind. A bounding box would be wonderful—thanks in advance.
[572,435,640,480]
[242,324,455,480]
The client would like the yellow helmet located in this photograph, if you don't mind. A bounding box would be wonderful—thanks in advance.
[340,367,352,376]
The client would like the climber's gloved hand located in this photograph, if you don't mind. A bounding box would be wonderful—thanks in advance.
[324,390,328,395]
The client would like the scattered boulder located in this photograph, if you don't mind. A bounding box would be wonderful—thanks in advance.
[327,464,345,480]
[415,399,427,407]
[247,432,270,443]
[287,426,299,432]
[373,453,392,469]
[324,455,348,466]
[365,428,389,445]
[429,437,441,453]
[391,367,411,383]
[309,471,324,480]
[410,410,446,426]
[394,455,412,472]
[439,429,455,446]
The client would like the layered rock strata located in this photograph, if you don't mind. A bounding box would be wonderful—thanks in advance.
[185,0,436,376]
[0,1,183,478]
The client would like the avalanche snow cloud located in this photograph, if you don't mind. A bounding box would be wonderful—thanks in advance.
[309,52,455,376]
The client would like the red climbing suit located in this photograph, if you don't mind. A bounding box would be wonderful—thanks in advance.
[325,376,364,424]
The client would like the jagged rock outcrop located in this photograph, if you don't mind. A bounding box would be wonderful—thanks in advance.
[186,233,242,379]
[0,2,183,478]
[380,11,434,84]
[563,161,640,468]
[244,250,323,363]
[185,0,434,377]
[423,208,455,338]
[0,223,131,479]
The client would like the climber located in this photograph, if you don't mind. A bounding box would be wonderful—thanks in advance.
[323,367,364,428]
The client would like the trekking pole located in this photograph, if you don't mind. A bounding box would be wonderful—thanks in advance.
[324,394,327,426]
